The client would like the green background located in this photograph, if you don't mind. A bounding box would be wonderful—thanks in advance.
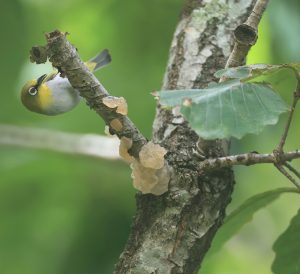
[0,0,299,273]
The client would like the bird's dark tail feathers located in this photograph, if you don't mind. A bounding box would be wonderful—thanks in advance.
[88,49,112,72]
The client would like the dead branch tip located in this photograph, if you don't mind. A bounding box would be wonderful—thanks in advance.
[29,45,48,64]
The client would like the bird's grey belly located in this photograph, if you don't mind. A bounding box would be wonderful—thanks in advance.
[46,75,81,115]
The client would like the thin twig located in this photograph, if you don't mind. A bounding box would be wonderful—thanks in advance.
[274,164,300,189]
[273,74,300,187]
[225,0,269,68]
[277,77,300,153]
[284,162,300,180]
[198,149,300,189]
[277,94,298,152]
[198,150,300,170]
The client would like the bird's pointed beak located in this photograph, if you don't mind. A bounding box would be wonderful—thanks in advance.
[36,74,47,87]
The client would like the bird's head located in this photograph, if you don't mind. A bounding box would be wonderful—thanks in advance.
[21,74,53,115]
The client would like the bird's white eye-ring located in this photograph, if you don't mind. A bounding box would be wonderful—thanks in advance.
[28,87,38,96]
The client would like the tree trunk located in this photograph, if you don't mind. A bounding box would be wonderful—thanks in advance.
[114,1,255,273]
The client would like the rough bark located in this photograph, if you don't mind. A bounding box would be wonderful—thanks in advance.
[114,0,256,273]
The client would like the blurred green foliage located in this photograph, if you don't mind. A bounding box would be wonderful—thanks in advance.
[0,0,299,274]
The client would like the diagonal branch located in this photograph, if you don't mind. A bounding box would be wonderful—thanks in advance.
[277,74,300,153]
[284,162,300,180]
[30,31,147,159]
[274,164,300,189]
[272,72,300,187]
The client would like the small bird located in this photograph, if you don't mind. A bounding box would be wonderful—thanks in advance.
[21,49,111,115]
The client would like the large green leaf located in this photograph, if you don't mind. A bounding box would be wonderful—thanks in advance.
[272,209,300,274]
[159,79,288,139]
[209,188,300,255]
[214,62,300,81]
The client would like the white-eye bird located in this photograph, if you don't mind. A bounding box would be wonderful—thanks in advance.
[21,49,111,115]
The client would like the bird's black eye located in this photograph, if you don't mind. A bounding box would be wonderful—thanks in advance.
[28,87,38,96]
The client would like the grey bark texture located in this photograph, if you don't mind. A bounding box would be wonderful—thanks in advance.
[114,0,256,273]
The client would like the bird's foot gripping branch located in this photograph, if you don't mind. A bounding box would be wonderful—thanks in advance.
[29,30,171,195]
